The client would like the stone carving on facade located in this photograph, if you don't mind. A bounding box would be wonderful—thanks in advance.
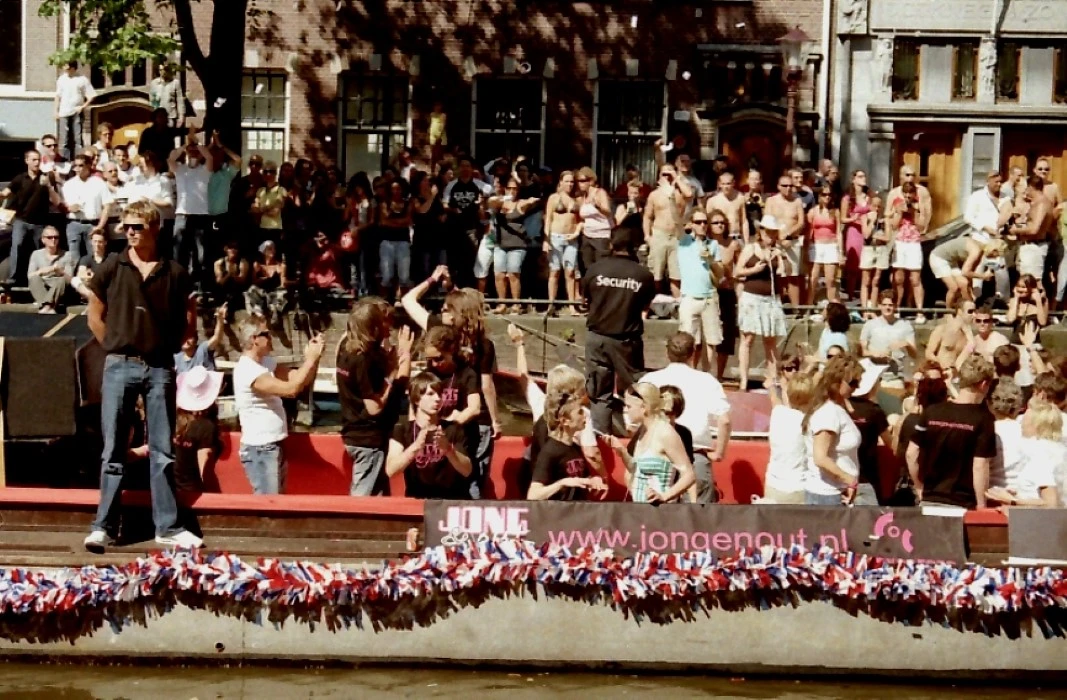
[978,38,997,101]
[873,36,893,95]
[838,0,868,35]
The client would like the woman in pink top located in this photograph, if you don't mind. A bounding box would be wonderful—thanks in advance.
[840,171,871,303]
[889,181,925,315]
[576,166,614,271]
[806,187,842,305]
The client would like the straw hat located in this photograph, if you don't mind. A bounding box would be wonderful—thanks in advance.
[176,366,224,412]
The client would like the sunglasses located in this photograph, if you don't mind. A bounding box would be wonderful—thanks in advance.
[42,143,56,148]
[778,183,793,188]
[691,219,708,226]
[122,223,146,233]
[42,235,59,240]
[264,169,277,175]
[710,220,727,226]
[975,317,993,324]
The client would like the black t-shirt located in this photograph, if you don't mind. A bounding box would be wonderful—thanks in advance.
[448,179,483,230]
[78,252,114,276]
[412,197,446,251]
[910,401,997,508]
[495,209,528,250]
[6,172,52,224]
[850,397,889,487]
[428,363,479,419]
[583,255,656,338]
[337,345,391,448]
[392,418,470,500]
[895,412,921,464]
[530,436,589,501]
[173,416,217,492]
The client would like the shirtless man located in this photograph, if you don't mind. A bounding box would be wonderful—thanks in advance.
[706,172,749,243]
[764,174,805,308]
[643,163,692,297]
[924,300,976,373]
[954,304,1009,370]
[1009,175,1055,280]
[884,164,933,237]
[708,208,742,381]
[1033,158,1063,216]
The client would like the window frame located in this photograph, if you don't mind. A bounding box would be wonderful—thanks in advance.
[337,71,411,179]
[240,69,290,167]
[591,78,667,191]
[1054,45,1067,104]
[892,39,921,102]
[951,42,978,101]
[996,42,1022,103]
[0,0,25,92]
[470,76,547,166]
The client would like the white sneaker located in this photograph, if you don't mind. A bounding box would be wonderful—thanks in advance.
[155,530,204,549]
[915,313,927,325]
[84,530,114,554]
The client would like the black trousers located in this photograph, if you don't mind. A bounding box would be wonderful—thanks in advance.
[585,330,644,435]
[579,236,611,276]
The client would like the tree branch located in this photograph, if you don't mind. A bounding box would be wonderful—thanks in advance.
[173,0,207,79]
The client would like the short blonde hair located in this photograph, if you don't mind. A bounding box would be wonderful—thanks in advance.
[785,373,816,412]
[576,166,597,185]
[122,199,161,230]
[982,238,1007,257]
[1023,400,1063,441]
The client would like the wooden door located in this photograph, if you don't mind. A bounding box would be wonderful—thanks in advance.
[894,127,962,230]
[1002,129,1067,195]
[718,120,786,190]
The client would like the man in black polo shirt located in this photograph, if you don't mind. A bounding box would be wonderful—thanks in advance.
[83,199,202,553]
[0,149,60,285]
[442,158,490,287]
[584,226,656,433]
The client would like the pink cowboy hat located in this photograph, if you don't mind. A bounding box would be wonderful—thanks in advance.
[176,366,224,412]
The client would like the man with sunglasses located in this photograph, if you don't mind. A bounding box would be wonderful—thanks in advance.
[953,304,1009,369]
[676,210,724,372]
[706,172,749,244]
[765,174,806,308]
[83,200,202,553]
[884,165,932,237]
[61,154,112,259]
[26,226,74,313]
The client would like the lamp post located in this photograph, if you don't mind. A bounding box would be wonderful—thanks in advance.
[778,27,812,167]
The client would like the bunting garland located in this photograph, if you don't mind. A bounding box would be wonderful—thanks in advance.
[0,539,1065,644]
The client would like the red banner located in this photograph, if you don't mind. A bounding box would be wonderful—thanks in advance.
[424,501,967,562]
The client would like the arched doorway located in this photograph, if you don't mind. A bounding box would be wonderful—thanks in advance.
[716,114,787,189]
[90,90,154,150]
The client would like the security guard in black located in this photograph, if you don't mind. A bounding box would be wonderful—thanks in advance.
[585,246,655,338]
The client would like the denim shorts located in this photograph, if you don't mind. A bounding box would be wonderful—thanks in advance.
[804,491,844,506]
[493,247,526,275]
[549,234,579,271]
[239,441,288,495]
[474,237,496,279]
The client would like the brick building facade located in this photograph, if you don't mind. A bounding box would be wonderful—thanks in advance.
[1,0,831,191]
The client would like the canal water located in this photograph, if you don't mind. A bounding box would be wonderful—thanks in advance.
[0,663,1051,699]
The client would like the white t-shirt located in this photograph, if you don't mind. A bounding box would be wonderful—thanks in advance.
[766,405,807,494]
[234,354,288,446]
[173,162,212,215]
[992,418,1025,489]
[123,173,175,220]
[62,175,112,221]
[56,74,96,118]
[1014,438,1063,502]
[642,363,731,448]
[804,401,861,496]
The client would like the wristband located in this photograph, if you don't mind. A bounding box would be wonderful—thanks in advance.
[847,480,859,490]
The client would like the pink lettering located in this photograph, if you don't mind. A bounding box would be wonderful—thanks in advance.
[712,532,732,550]
[647,531,669,550]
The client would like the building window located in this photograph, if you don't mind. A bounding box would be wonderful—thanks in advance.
[952,43,978,100]
[472,77,545,165]
[241,71,288,166]
[594,80,665,191]
[91,60,151,90]
[0,0,23,86]
[1056,46,1067,104]
[997,42,1021,102]
[892,40,920,101]
[340,73,409,179]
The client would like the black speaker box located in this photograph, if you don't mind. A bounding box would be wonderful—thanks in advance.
[4,337,77,438]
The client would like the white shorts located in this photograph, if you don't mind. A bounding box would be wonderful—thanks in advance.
[678,295,723,346]
[1018,241,1048,278]
[812,242,840,265]
[778,241,802,276]
[860,245,891,270]
[929,254,963,280]
[892,240,924,271]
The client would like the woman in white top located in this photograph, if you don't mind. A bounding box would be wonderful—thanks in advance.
[763,368,816,504]
[987,400,1064,508]
[988,379,1025,489]
[802,356,864,506]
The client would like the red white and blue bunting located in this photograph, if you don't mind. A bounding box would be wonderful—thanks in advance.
[0,539,1065,643]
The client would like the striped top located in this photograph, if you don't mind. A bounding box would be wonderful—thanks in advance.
[630,455,674,503]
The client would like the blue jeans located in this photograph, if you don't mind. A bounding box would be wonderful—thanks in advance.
[66,220,94,261]
[379,239,412,288]
[805,491,844,506]
[345,444,388,496]
[493,247,526,274]
[173,214,211,282]
[9,219,44,284]
[92,355,180,538]
[239,441,288,495]
[58,112,83,162]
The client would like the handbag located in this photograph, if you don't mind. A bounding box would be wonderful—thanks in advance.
[0,209,14,226]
